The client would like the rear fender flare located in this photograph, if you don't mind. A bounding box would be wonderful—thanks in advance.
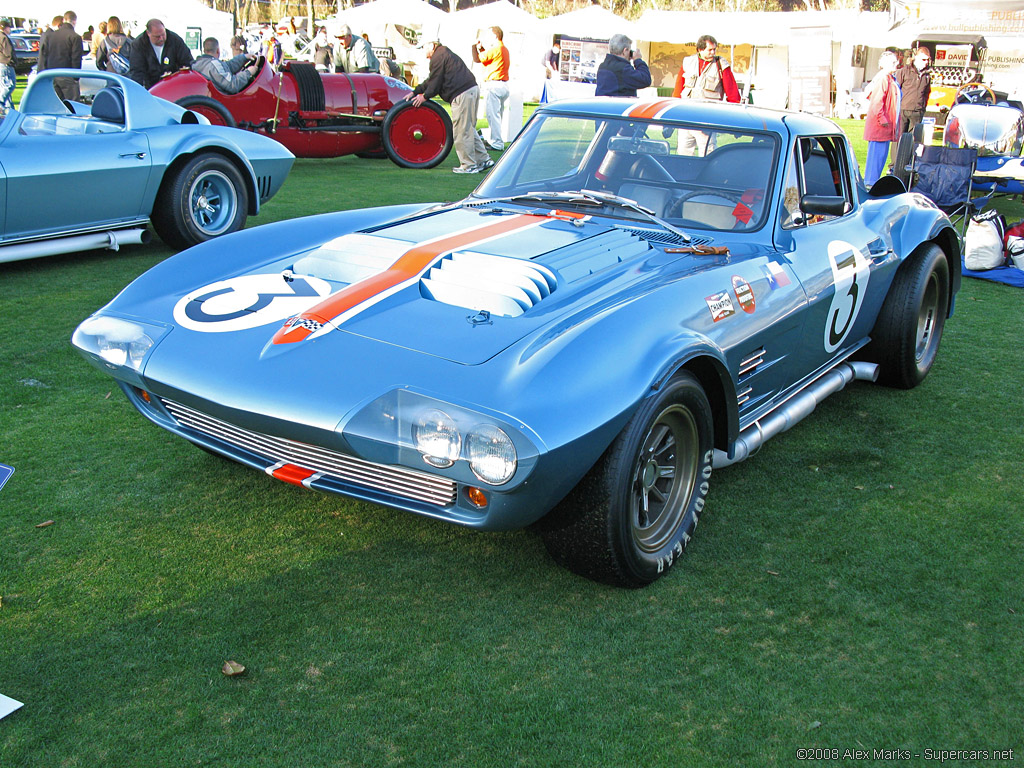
[890,202,961,316]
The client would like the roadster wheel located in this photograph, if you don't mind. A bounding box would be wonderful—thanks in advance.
[865,242,949,389]
[540,373,714,587]
[175,95,237,128]
[152,154,249,250]
[381,100,453,169]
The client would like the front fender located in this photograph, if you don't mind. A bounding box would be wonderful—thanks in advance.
[153,129,287,215]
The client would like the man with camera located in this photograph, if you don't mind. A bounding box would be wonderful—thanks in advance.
[595,34,651,97]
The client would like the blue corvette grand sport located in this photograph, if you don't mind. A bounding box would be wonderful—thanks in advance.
[73,97,959,586]
[0,70,293,264]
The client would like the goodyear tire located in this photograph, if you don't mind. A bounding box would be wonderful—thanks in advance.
[152,154,249,251]
[865,242,949,389]
[541,373,714,587]
[893,132,915,187]
[381,100,453,169]
[176,95,237,128]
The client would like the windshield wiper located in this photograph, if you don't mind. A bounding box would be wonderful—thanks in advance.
[578,189,692,243]
[467,190,691,243]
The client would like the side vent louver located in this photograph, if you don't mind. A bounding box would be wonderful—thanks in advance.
[420,251,558,317]
[739,347,766,378]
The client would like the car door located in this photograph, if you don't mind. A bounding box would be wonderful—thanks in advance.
[774,132,889,377]
[1,112,152,240]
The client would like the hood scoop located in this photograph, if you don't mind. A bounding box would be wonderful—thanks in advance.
[420,251,558,318]
[291,233,411,286]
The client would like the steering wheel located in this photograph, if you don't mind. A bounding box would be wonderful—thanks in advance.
[666,188,746,220]
[955,82,997,105]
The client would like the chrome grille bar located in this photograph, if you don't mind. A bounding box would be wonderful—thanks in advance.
[162,399,457,506]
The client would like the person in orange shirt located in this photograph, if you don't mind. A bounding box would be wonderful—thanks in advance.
[474,26,510,151]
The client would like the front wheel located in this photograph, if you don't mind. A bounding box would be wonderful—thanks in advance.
[865,242,949,389]
[381,100,453,169]
[151,154,249,250]
[541,373,714,587]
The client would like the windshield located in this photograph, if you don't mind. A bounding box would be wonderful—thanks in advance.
[473,112,780,232]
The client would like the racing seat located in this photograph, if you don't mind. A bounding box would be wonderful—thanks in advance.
[909,146,982,237]
[91,87,125,125]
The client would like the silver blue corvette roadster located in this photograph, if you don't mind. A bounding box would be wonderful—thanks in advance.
[73,98,959,586]
[0,70,294,264]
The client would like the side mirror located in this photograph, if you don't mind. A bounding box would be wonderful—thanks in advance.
[800,195,851,217]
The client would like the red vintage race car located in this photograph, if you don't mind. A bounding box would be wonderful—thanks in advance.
[150,57,453,169]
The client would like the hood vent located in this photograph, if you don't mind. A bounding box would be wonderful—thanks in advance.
[539,229,651,282]
[291,233,410,286]
[618,226,713,247]
[420,251,557,318]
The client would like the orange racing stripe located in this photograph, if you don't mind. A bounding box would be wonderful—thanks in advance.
[626,99,678,120]
[272,213,548,345]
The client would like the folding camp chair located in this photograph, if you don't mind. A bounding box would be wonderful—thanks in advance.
[908,146,984,237]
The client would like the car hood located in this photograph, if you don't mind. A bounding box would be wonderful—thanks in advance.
[166,206,662,366]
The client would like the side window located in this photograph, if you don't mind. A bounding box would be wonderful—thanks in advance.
[781,135,853,229]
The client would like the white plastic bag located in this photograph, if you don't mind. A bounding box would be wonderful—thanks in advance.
[965,211,1007,271]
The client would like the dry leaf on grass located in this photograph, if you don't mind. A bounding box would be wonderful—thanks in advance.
[222,660,246,676]
[35,520,54,528]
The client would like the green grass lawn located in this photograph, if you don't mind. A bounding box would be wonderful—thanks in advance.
[1,102,1022,767]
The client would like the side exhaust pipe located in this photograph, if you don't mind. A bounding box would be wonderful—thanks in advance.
[713,361,879,469]
[0,228,151,265]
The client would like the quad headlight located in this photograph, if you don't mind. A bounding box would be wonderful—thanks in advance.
[413,409,461,468]
[72,315,167,374]
[344,390,531,487]
[466,425,517,485]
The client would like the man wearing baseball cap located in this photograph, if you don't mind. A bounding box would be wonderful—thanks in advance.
[334,24,378,73]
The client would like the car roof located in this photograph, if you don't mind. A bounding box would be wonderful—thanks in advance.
[537,97,842,138]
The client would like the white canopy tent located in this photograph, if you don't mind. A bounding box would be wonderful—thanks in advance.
[438,1,546,98]
[2,0,233,51]
[541,5,638,42]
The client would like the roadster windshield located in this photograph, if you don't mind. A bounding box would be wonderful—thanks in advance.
[473,113,779,232]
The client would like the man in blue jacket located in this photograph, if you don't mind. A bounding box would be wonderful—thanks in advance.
[595,34,650,97]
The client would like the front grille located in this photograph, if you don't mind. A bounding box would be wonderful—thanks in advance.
[162,399,457,507]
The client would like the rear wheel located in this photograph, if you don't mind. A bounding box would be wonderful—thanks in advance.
[541,373,714,587]
[176,95,237,128]
[865,242,949,389]
[152,154,249,250]
[381,100,453,169]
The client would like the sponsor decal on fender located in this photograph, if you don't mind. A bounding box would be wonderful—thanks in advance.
[764,260,791,289]
[732,275,756,313]
[705,291,736,322]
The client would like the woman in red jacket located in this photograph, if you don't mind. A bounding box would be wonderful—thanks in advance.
[863,51,901,186]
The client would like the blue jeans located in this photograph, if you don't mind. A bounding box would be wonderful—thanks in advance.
[864,140,890,186]
[0,64,15,112]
